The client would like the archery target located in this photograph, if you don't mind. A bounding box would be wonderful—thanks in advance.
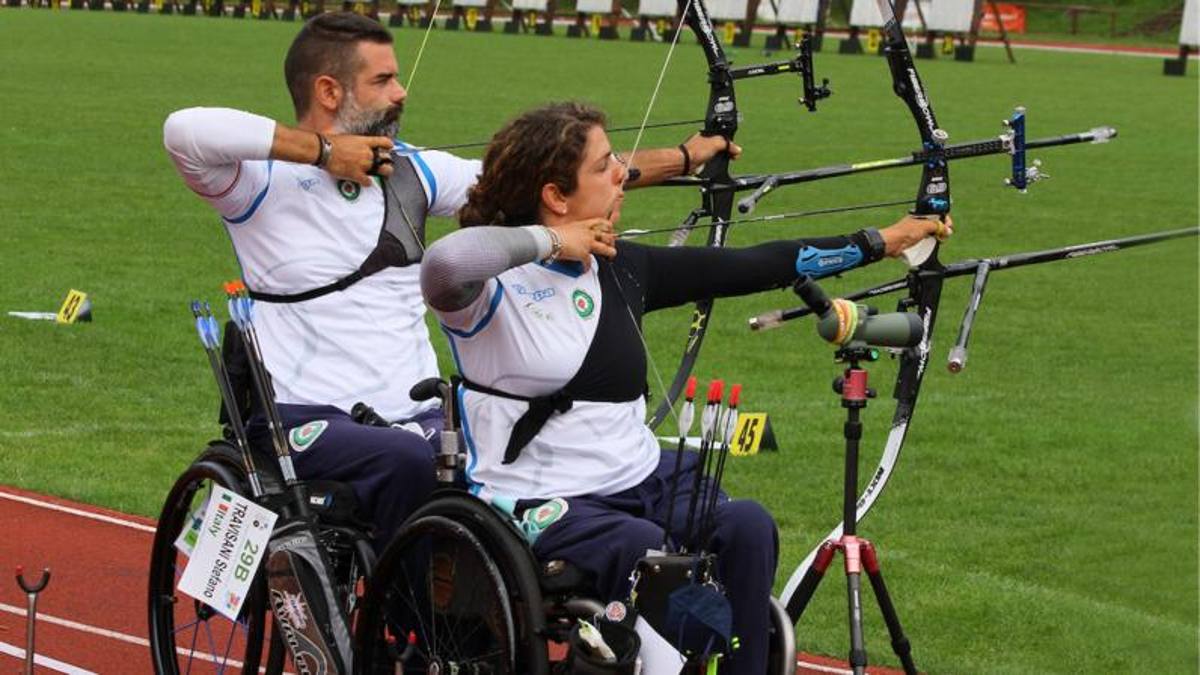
[636,0,675,16]
[576,0,613,11]
[926,0,973,31]
[1182,0,1198,46]
[849,0,885,27]
[849,0,928,28]
[775,0,821,24]
[706,0,749,21]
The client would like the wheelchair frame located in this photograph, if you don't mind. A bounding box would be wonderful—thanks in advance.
[148,381,797,674]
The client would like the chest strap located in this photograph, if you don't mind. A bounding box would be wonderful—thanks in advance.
[248,270,364,303]
[247,154,429,304]
[460,378,574,465]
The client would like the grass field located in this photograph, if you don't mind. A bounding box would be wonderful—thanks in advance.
[1,10,1197,673]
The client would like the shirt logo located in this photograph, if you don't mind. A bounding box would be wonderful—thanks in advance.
[513,283,556,303]
[572,289,595,319]
[337,179,361,202]
[288,420,328,453]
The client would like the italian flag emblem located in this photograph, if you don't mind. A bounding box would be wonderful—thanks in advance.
[337,179,361,201]
[572,289,595,319]
[288,420,328,453]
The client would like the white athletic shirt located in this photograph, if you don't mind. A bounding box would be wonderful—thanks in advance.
[435,259,660,501]
[163,107,481,419]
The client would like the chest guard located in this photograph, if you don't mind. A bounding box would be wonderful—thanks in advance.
[248,156,430,304]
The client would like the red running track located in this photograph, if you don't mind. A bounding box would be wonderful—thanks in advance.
[0,485,901,675]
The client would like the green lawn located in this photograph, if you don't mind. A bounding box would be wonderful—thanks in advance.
[0,10,1196,673]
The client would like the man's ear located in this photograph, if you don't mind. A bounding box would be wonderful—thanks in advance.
[541,183,568,216]
[312,75,343,116]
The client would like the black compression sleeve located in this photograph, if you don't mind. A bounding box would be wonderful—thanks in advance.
[617,233,871,312]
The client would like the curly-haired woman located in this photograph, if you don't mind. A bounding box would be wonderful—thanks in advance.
[419,101,949,674]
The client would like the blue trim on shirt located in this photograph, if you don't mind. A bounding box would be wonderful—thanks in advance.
[456,383,483,493]
[396,140,438,207]
[441,281,504,338]
[224,160,273,225]
[441,326,466,375]
[538,260,584,278]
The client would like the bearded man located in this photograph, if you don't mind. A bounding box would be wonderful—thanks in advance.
[163,11,735,549]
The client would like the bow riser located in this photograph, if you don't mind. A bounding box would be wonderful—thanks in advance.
[877,0,951,218]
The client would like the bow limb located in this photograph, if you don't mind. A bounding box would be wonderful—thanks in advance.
[645,0,740,430]
[780,0,950,621]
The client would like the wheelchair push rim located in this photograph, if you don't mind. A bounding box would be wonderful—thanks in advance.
[147,451,280,674]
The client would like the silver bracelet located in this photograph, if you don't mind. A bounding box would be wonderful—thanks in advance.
[313,133,332,168]
[543,226,563,264]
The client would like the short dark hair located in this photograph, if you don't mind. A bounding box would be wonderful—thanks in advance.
[284,12,393,118]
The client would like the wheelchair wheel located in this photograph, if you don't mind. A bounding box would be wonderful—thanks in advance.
[147,443,281,674]
[767,596,797,675]
[357,492,550,675]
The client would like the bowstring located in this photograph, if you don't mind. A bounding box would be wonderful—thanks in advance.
[388,0,448,254]
[624,0,695,166]
[403,0,445,95]
[607,0,701,429]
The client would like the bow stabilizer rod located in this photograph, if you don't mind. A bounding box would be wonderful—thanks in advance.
[655,122,1117,205]
[751,227,1200,338]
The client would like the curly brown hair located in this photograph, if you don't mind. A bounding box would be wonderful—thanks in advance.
[459,102,608,227]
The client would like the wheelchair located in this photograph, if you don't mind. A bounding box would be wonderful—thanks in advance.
[147,438,375,674]
[147,378,797,674]
[353,378,798,675]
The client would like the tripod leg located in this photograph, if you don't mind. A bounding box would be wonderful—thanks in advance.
[846,571,868,674]
[861,541,917,675]
[844,539,868,675]
[785,541,837,622]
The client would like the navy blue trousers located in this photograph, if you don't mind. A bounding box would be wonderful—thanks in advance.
[248,404,442,551]
[522,451,778,675]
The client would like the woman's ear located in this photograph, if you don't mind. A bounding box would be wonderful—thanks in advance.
[312,75,343,116]
[541,183,569,216]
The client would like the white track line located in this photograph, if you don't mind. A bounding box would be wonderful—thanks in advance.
[0,640,97,675]
[0,489,156,533]
[0,602,250,669]
[2,488,852,673]
[796,659,854,674]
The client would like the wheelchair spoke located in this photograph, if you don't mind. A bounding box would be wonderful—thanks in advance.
[371,515,517,673]
[185,622,201,674]
[149,457,276,675]
[220,616,240,673]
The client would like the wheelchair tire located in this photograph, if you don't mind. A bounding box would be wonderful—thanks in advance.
[357,492,550,675]
[147,443,282,674]
[767,596,797,675]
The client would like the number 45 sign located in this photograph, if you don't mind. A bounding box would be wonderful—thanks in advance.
[730,412,778,456]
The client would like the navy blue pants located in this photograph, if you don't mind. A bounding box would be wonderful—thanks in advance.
[522,451,778,675]
[249,404,442,551]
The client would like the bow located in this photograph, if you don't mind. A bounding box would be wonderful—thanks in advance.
[779,0,951,618]
[642,0,740,430]
[638,0,831,430]
[625,3,953,583]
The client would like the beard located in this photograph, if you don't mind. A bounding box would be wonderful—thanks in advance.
[336,94,403,138]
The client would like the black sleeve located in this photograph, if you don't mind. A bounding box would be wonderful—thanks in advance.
[616,233,873,312]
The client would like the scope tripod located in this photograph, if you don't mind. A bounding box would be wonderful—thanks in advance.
[789,344,918,675]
